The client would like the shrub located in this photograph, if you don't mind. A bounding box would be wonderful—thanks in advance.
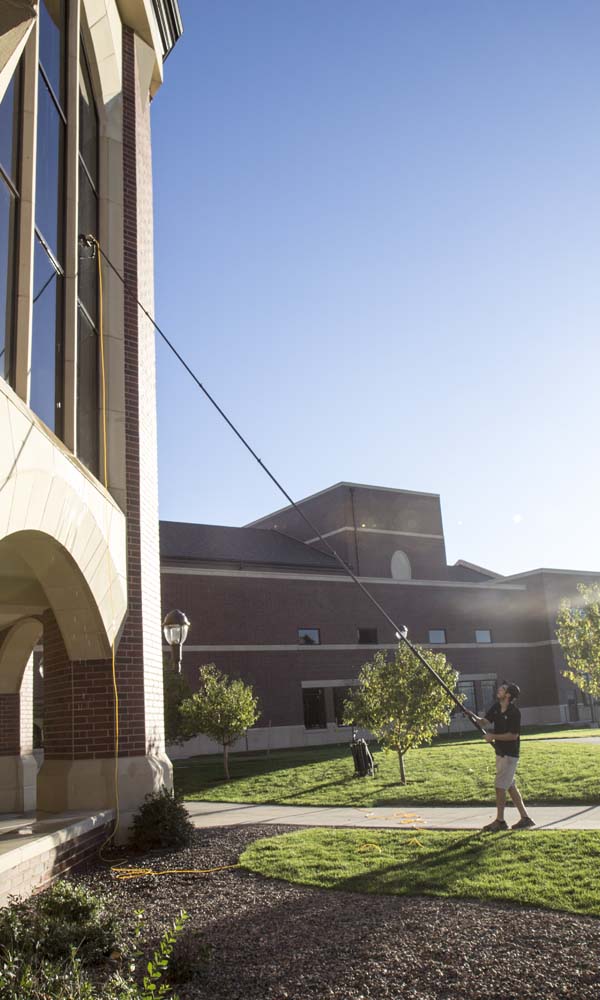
[129,788,194,852]
[0,911,188,1000]
[0,880,121,965]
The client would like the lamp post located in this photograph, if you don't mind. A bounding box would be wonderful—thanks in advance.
[162,609,190,673]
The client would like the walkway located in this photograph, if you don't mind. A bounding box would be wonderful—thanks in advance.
[186,800,600,830]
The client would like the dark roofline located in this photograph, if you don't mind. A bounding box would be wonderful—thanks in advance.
[454,559,501,579]
[245,481,440,526]
[151,0,183,58]
[494,567,600,583]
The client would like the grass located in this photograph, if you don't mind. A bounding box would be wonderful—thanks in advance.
[174,727,600,806]
[240,827,600,917]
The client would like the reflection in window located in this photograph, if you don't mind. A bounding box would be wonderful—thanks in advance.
[77,307,98,472]
[428,629,446,644]
[303,687,326,729]
[456,680,476,714]
[298,628,320,645]
[39,0,66,108]
[480,679,497,711]
[333,686,354,726]
[30,237,61,429]
[35,72,65,260]
[31,3,67,433]
[76,42,100,476]
[0,65,21,385]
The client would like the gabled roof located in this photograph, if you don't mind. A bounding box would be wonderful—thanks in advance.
[159,521,340,570]
[245,481,440,526]
[454,559,501,579]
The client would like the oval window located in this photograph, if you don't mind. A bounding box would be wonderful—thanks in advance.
[391,550,411,580]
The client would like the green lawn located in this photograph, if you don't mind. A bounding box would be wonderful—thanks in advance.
[240,827,600,917]
[174,728,600,806]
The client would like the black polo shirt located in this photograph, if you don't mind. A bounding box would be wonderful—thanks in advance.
[485,702,521,758]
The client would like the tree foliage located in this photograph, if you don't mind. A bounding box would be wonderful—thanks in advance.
[556,583,600,703]
[343,645,460,783]
[163,662,192,745]
[179,664,260,779]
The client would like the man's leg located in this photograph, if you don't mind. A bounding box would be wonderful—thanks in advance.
[507,782,527,818]
[495,786,506,820]
[508,782,535,828]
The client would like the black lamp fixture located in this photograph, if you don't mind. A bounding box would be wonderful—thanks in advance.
[162,609,190,672]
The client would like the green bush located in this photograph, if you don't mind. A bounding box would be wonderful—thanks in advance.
[129,788,194,852]
[0,911,188,1000]
[0,880,120,965]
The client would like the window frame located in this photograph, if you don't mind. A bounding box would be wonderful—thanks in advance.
[475,629,492,644]
[357,627,378,644]
[0,58,22,388]
[428,629,447,644]
[298,627,321,646]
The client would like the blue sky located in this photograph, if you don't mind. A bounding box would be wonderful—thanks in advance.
[151,0,600,576]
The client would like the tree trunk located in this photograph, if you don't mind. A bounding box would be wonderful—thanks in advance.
[398,749,406,785]
[223,743,230,780]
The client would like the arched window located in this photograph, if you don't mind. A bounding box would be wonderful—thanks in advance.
[391,549,411,580]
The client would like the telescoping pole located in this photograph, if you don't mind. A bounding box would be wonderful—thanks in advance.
[395,626,487,735]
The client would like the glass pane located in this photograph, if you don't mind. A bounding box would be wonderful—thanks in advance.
[298,628,320,645]
[428,629,446,644]
[36,72,65,261]
[76,307,98,475]
[303,688,326,729]
[31,238,62,432]
[0,65,21,187]
[481,680,497,711]
[457,681,476,713]
[39,0,66,108]
[475,629,492,643]
[333,687,353,727]
[0,180,17,383]
[78,162,98,324]
[79,46,98,188]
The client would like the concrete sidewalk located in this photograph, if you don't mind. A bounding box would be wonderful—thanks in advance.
[186,800,600,831]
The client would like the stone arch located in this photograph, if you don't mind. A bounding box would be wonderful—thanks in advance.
[391,549,412,580]
[0,617,42,694]
[1,386,127,659]
[0,529,125,660]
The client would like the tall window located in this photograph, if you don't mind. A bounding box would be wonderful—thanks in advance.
[77,41,99,474]
[30,0,67,434]
[303,688,326,729]
[0,63,21,385]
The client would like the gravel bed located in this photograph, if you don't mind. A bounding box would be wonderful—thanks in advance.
[71,825,600,1000]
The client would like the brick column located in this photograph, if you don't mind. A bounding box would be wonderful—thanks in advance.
[36,28,172,831]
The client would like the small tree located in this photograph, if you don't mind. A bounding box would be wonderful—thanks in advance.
[556,583,600,717]
[163,660,192,745]
[344,645,460,784]
[180,664,260,779]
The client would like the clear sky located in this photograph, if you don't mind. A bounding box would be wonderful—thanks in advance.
[151,0,600,577]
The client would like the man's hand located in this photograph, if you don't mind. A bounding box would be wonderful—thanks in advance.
[484,732,495,743]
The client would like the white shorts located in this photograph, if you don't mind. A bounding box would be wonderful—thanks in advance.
[495,754,519,790]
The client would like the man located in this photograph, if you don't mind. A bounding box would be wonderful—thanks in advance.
[469,682,535,832]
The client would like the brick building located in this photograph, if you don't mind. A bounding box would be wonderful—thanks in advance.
[0,0,182,861]
[161,482,599,757]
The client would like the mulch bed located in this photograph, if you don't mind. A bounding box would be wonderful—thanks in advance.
[71,824,600,1000]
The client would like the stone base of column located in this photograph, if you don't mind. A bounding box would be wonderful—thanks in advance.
[37,753,173,841]
[0,754,37,812]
